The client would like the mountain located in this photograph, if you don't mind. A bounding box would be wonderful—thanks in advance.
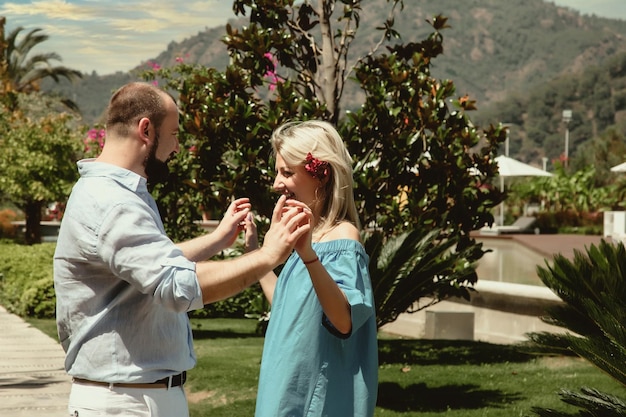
[42,0,626,162]
[475,50,626,169]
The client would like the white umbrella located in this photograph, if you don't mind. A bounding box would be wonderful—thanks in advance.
[610,162,626,172]
[495,155,553,177]
[494,156,552,226]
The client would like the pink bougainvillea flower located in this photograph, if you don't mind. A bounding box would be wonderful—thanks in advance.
[84,128,106,153]
[263,52,280,91]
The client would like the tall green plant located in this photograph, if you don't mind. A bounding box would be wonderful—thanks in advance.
[144,1,505,325]
[346,17,502,236]
[528,240,626,416]
[0,93,83,244]
[145,65,326,241]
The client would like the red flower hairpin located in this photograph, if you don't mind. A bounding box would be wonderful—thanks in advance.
[304,152,329,180]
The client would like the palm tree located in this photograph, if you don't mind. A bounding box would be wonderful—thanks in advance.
[0,16,82,109]
[1,16,82,244]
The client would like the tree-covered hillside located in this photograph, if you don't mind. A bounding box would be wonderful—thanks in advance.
[42,0,626,160]
[476,51,626,170]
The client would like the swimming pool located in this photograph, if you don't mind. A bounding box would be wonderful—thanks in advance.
[474,238,548,286]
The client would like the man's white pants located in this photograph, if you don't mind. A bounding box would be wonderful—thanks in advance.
[68,382,188,417]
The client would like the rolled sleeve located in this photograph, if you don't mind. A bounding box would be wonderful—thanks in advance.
[157,257,204,311]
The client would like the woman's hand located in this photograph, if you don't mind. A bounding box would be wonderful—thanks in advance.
[282,199,316,262]
[243,212,259,253]
[258,195,311,265]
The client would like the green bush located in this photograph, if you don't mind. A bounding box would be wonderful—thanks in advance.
[0,241,266,320]
[0,241,56,318]
[20,276,56,317]
[190,285,266,319]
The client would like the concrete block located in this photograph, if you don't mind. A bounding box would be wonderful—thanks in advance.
[424,310,474,340]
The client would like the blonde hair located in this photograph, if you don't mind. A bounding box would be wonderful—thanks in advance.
[271,120,361,232]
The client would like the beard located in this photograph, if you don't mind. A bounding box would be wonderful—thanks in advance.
[144,132,170,186]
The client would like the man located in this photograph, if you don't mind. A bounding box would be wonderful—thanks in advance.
[53,82,309,416]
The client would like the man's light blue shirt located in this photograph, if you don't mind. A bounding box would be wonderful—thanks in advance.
[53,160,204,383]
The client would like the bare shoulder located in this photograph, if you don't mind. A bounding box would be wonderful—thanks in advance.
[322,221,361,242]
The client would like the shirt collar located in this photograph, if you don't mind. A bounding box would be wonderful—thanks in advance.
[77,159,147,193]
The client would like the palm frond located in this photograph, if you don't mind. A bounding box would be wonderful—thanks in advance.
[529,240,626,416]
[366,227,481,328]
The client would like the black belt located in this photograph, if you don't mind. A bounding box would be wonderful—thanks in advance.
[73,371,187,389]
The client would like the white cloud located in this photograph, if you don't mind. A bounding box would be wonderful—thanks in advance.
[1,0,236,74]
[2,0,625,75]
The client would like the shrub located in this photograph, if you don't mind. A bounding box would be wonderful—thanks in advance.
[20,276,56,318]
[0,209,19,238]
[0,241,266,321]
[190,285,265,319]
[0,242,56,318]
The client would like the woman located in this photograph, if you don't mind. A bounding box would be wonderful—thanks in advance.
[246,120,378,417]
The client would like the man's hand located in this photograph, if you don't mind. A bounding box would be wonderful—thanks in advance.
[212,197,251,249]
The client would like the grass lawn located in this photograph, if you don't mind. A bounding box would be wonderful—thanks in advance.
[27,317,625,417]
[185,318,624,417]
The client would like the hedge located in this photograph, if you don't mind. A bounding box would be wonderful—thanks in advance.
[0,241,265,320]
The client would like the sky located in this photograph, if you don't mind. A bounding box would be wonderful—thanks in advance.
[1,0,626,75]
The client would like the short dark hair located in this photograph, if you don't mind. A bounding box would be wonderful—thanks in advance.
[106,82,174,137]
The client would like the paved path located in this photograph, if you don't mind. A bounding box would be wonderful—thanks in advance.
[0,306,70,417]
